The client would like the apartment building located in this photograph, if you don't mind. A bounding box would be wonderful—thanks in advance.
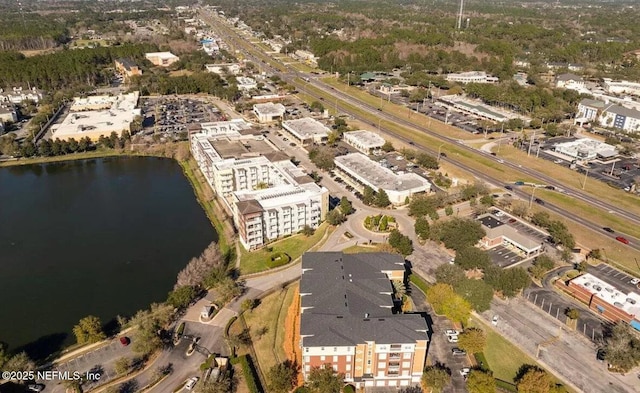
[0,87,44,104]
[300,252,429,389]
[576,98,640,133]
[190,120,328,249]
[114,58,142,81]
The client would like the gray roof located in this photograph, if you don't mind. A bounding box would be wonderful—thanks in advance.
[580,98,606,109]
[556,73,582,82]
[300,252,428,346]
[605,104,640,119]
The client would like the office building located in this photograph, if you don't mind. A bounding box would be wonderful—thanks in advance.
[282,118,330,146]
[145,52,180,67]
[253,102,286,123]
[343,130,386,155]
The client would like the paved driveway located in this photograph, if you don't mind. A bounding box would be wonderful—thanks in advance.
[487,245,522,268]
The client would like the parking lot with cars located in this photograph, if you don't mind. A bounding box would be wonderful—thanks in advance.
[589,263,640,295]
[140,97,226,136]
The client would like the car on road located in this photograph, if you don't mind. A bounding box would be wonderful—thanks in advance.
[459,368,471,377]
[504,185,513,191]
[444,329,459,336]
[492,315,499,326]
[596,348,606,362]
[451,348,467,356]
[602,227,615,233]
[289,142,296,147]
[508,218,517,223]
[119,336,130,346]
[185,377,199,391]
[534,198,545,205]
[615,236,630,245]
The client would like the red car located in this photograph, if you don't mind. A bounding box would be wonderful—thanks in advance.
[119,336,130,346]
[615,236,630,245]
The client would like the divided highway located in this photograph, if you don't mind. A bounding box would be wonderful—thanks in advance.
[202,11,640,256]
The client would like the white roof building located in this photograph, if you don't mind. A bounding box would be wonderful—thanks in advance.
[603,78,640,97]
[51,92,140,141]
[0,87,44,104]
[236,77,257,91]
[343,130,386,154]
[335,153,431,205]
[253,102,286,123]
[553,138,618,161]
[446,71,499,84]
[555,73,585,90]
[145,52,180,67]
[205,63,242,75]
[282,118,330,146]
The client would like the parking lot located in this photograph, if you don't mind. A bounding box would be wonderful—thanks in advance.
[590,263,640,294]
[524,285,607,344]
[487,245,522,268]
[140,97,226,136]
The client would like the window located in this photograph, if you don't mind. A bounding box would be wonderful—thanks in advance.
[346,365,351,371]
[377,362,385,369]
[403,352,412,359]
[333,356,338,362]
[378,353,387,360]
[321,356,326,361]
[390,344,402,351]
[346,356,352,361]
[402,362,411,369]
[389,353,400,360]
[345,373,351,379]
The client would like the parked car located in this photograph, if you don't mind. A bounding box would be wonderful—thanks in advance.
[459,368,471,377]
[185,377,199,391]
[602,227,615,233]
[119,336,130,346]
[492,315,499,326]
[447,335,459,343]
[451,348,467,356]
[630,278,640,286]
[616,236,630,245]
[504,185,513,191]
[444,329,459,336]
[27,384,45,392]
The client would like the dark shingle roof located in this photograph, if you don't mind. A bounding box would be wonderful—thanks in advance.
[236,199,264,215]
[300,252,428,346]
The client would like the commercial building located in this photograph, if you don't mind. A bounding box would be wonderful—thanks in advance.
[190,120,328,250]
[334,153,431,205]
[114,58,142,81]
[51,92,141,141]
[253,102,286,123]
[300,252,428,389]
[563,273,640,331]
[282,118,330,146]
[205,63,242,75]
[603,78,640,97]
[0,104,18,124]
[343,130,386,155]
[575,98,606,123]
[439,95,528,124]
[553,138,618,161]
[236,77,257,91]
[0,87,44,104]
[478,214,542,257]
[445,71,499,84]
[145,52,180,67]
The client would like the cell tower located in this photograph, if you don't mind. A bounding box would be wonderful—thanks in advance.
[457,0,465,30]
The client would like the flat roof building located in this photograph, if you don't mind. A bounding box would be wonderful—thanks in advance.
[343,130,386,154]
[253,102,286,123]
[236,76,257,91]
[553,138,618,161]
[190,120,328,250]
[0,87,44,104]
[335,153,431,205]
[478,214,542,256]
[51,92,140,141]
[439,95,529,124]
[205,63,242,75]
[300,252,428,389]
[145,52,180,67]
[446,71,499,84]
[564,273,640,331]
[282,117,330,146]
[0,104,18,124]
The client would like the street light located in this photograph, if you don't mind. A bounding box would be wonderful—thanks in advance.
[528,186,538,209]
[437,143,445,162]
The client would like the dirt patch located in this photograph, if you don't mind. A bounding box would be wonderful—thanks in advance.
[20,47,61,57]
[283,285,303,385]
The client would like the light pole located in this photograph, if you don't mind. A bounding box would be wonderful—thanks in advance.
[528,186,538,209]
[581,167,589,190]
[437,143,445,162]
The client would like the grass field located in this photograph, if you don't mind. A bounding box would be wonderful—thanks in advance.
[239,223,332,275]
[342,244,384,254]
[243,283,298,374]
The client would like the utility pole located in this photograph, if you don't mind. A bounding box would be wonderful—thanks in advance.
[529,187,538,209]
[457,0,465,30]
[527,130,536,156]
[609,161,616,176]
[582,167,589,190]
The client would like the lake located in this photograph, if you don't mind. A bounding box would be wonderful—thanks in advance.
[0,157,217,359]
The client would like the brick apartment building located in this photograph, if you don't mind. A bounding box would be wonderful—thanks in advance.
[300,252,429,389]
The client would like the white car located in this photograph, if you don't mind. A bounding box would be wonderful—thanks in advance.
[494,211,504,217]
[185,377,199,391]
[630,278,640,286]
[447,335,459,343]
[444,329,459,337]
[459,367,471,377]
[492,315,499,326]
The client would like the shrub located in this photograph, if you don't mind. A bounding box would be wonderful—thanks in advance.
[267,252,291,268]
[238,355,264,393]
[343,385,355,393]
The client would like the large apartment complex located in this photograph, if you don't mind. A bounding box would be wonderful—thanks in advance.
[300,252,429,389]
[190,120,328,249]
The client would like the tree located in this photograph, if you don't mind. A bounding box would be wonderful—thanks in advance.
[2,352,35,372]
[308,146,335,171]
[516,366,552,393]
[362,185,376,206]
[302,225,315,236]
[198,374,233,393]
[421,366,451,393]
[528,255,556,280]
[435,264,466,287]
[339,197,353,215]
[375,188,391,208]
[114,357,131,376]
[454,279,494,312]
[175,241,224,288]
[132,323,163,356]
[268,361,297,393]
[565,308,580,320]
[454,247,491,270]
[484,266,531,298]
[381,141,394,152]
[429,218,485,251]
[310,101,325,113]
[388,229,413,256]
[444,205,454,216]
[426,283,471,323]
[307,365,344,393]
[241,298,258,312]
[392,280,407,299]
[531,211,551,228]
[326,209,346,225]
[73,315,106,344]
[466,370,496,393]
[414,216,430,240]
[604,323,640,372]
[458,328,487,354]
[167,285,198,309]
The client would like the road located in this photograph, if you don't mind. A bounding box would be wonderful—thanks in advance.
[200,9,640,257]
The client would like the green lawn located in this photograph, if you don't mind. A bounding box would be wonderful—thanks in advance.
[239,223,332,275]
[342,244,384,254]
[409,273,431,295]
